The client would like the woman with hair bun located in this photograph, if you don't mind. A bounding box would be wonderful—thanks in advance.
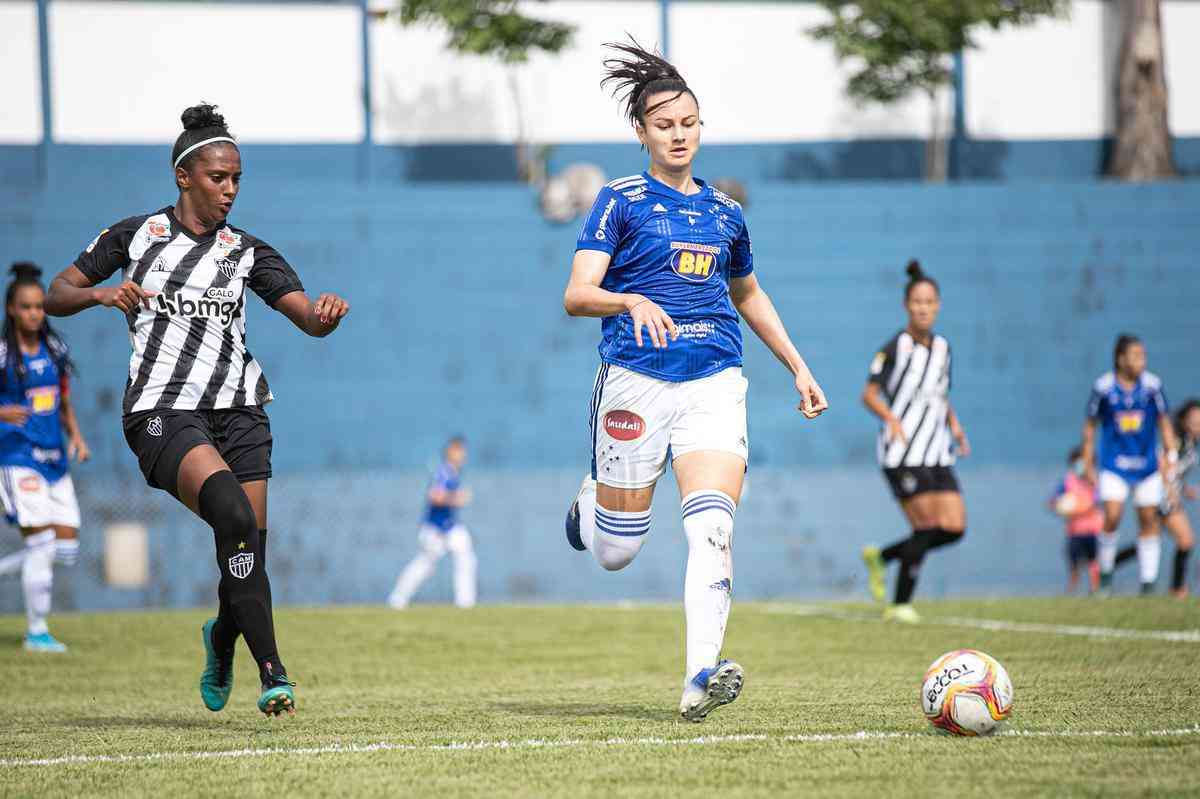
[45,103,350,716]
[0,262,88,652]
[562,40,828,722]
[860,260,969,623]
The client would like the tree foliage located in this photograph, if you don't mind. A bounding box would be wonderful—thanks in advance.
[809,0,1067,103]
[389,0,573,64]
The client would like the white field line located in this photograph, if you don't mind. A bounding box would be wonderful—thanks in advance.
[3,726,1199,769]
[762,604,1200,643]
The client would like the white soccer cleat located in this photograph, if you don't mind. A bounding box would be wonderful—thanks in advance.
[679,659,744,722]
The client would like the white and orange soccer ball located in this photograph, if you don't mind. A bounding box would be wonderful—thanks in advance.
[921,649,1014,736]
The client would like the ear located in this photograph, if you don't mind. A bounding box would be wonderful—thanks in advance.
[633,120,646,147]
[174,165,191,190]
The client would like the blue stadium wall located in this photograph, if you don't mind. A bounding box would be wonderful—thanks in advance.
[1,152,1199,612]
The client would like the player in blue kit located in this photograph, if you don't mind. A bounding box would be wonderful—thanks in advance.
[562,41,828,722]
[1081,334,1177,594]
[0,263,89,652]
[388,436,477,609]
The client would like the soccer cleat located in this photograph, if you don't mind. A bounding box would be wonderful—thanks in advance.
[679,659,744,722]
[258,673,296,717]
[23,632,67,653]
[883,604,921,624]
[565,474,594,552]
[1140,582,1156,596]
[1171,587,1189,600]
[861,545,886,602]
[200,618,235,712]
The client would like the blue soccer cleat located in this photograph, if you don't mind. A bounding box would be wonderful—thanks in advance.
[200,618,235,712]
[258,673,296,717]
[679,659,744,722]
[23,631,67,653]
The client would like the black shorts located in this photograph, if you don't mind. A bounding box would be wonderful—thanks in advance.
[123,407,273,496]
[882,465,960,501]
[1067,535,1098,566]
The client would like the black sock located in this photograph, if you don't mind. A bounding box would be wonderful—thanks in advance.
[198,472,284,684]
[1173,548,1192,591]
[881,538,908,563]
[895,529,938,604]
[258,529,277,659]
[927,528,965,551]
[211,579,239,654]
[1115,545,1138,566]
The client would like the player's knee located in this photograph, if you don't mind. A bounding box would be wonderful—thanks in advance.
[594,535,644,571]
[681,490,736,552]
[593,505,651,570]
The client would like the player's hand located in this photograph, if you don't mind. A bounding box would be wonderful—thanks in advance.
[94,281,155,313]
[313,293,350,327]
[795,371,828,420]
[1084,463,1098,485]
[628,296,677,349]
[885,416,907,445]
[953,427,971,458]
[68,434,91,463]
[0,404,30,425]
[456,488,474,506]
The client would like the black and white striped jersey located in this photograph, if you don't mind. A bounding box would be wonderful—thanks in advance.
[74,208,304,415]
[867,330,954,469]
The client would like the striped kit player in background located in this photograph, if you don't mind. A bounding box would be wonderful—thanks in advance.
[859,261,970,623]
[44,104,350,717]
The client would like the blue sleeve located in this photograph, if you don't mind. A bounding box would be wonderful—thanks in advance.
[1086,388,1104,420]
[1154,385,1169,415]
[729,213,753,278]
[576,187,626,256]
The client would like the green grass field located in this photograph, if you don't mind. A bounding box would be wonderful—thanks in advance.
[2,598,1199,797]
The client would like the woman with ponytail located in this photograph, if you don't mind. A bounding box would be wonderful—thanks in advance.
[562,40,828,722]
[45,104,350,716]
[0,262,88,652]
[860,260,969,623]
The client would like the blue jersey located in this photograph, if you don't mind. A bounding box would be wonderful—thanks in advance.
[0,341,70,482]
[423,461,462,532]
[1087,371,1168,480]
[576,172,754,382]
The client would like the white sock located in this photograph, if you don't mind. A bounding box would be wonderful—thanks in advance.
[21,530,56,636]
[0,548,25,576]
[682,490,736,683]
[389,550,440,607]
[1099,532,1119,574]
[1137,535,1162,584]
[55,538,80,567]
[592,505,651,571]
[577,477,598,552]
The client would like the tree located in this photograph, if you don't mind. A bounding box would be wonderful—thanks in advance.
[1108,0,1175,180]
[383,0,575,182]
[809,0,1066,180]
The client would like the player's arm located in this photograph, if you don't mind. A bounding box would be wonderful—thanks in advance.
[563,250,677,349]
[862,382,905,444]
[273,291,349,338]
[59,388,90,463]
[1080,418,1099,484]
[730,273,826,420]
[1159,413,1179,481]
[947,404,970,457]
[427,485,472,508]
[46,265,154,317]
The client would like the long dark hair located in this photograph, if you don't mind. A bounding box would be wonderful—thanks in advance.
[904,259,939,299]
[601,38,697,128]
[1174,398,1200,441]
[3,263,74,387]
[1112,333,1141,372]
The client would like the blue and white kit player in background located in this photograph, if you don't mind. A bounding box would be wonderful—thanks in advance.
[562,40,828,722]
[1081,334,1177,594]
[0,263,89,652]
[388,436,477,609]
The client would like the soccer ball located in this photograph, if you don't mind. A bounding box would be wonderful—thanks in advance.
[921,649,1013,736]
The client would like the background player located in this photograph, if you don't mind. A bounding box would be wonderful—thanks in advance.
[387,436,477,609]
[1155,399,1197,597]
[1081,334,1175,594]
[0,263,88,652]
[861,261,968,623]
[562,40,828,722]
[1049,446,1103,594]
[45,104,349,714]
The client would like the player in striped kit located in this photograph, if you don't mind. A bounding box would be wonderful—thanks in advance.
[861,261,969,623]
[45,104,349,716]
[562,41,828,721]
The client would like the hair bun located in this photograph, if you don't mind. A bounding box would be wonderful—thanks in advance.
[905,259,923,280]
[180,103,226,131]
[9,261,42,280]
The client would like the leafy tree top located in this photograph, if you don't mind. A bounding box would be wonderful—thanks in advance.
[390,0,573,64]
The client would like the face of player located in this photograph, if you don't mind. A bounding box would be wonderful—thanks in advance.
[7,284,45,339]
[904,281,940,335]
[446,441,468,467]
[1182,407,1200,440]
[637,91,701,173]
[176,144,242,229]
[1117,342,1146,380]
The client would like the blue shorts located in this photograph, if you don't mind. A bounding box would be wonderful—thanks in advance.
[1067,535,1098,566]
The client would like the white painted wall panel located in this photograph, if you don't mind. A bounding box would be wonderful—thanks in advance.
[1163,1,1200,136]
[0,2,43,143]
[50,2,363,142]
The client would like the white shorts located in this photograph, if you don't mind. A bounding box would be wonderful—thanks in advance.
[418,523,473,556]
[1098,470,1163,508]
[589,364,749,490]
[0,467,81,529]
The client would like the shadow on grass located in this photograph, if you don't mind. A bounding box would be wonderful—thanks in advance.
[52,716,215,731]
[491,700,671,722]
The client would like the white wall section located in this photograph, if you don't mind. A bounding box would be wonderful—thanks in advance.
[0,2,43,143]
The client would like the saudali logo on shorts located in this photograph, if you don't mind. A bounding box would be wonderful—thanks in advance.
[228,551,254,579]
[19,476,41,493]
[669,242,720,283]
[147,416,163,437]
[603,410,645,441]
[1115,410,1145,433]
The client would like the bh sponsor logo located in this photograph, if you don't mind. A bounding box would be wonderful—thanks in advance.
[1115,410,1144,433]
[604,410,645,441]
[669,241,720,283]
[594,197,617,241]
[153,292,238,329]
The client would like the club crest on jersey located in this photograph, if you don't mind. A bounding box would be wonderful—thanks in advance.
[150,255,170,273]
[147,416,163,437]
[228,551,254,579]
[669,242,720,283]
[603,410,645,441]
[214,257,239,281]
[147,220,171,241]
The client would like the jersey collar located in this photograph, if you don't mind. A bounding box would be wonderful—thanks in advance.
[642,171,708,202]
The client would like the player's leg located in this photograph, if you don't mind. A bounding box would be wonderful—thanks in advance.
[1096,471,1129,592]
[1132,474,1165,594]
[49,474,82,568]
[389,526,448,608]
[1162,510,1194,598]
[864,469,931,605]
[5,467,66,651]
[1066,539,1081,594]
[446,524,478,608]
